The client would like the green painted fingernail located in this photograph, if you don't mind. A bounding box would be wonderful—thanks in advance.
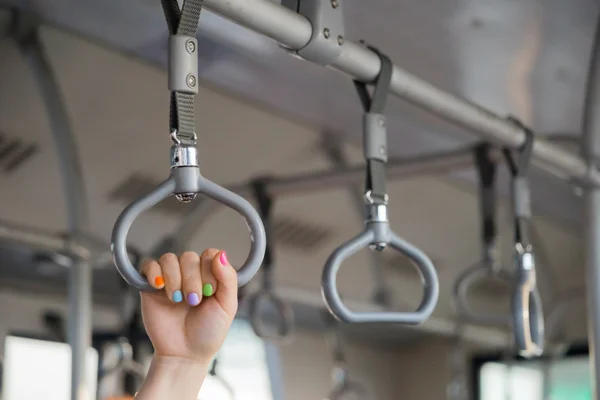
[203,283,214,297]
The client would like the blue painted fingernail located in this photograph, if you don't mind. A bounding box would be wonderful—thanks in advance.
[188,292,200,306]
[173,290,183,303]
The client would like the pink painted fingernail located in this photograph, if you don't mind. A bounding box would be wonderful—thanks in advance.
[188,292,200,306]
[219,251,228,265]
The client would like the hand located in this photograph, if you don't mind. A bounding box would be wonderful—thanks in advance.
[140,249,238,365]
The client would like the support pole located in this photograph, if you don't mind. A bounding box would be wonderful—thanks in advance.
[15,16,92,400]
[582,13,600,400]
[203,0,600,187]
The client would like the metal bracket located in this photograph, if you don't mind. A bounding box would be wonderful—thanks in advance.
[168,35,199,95]
[281,0,345,66]
[363,112,388,162]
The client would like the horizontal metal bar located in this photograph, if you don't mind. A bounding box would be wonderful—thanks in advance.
[171,146,478,245]
[203,0,600,186]
[0,219,114,263]
[0,219,89,258]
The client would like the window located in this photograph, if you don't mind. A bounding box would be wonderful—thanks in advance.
[197,319,282,400]
[2,335,99,400]
[477,355,591,400]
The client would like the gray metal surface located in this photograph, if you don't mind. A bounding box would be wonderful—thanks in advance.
[583,13,600,400]
[1,0,592,227]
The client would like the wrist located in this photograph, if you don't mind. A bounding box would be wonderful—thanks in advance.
[136,355,210,400]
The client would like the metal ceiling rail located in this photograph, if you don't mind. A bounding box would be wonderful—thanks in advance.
[582,11,600,399]
[203,0,600,187]
[167,145,481,248]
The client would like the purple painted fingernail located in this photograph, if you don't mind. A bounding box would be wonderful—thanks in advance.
[188,292,200,306]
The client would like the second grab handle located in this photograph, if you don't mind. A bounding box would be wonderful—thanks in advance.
[321,223,439,324]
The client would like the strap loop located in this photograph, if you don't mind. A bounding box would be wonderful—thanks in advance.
[473,143,497,249]
[160,0,204,145]
[503,118,535,244]
[250,178,274,283]
[353,46,393,115]
[353,45,393,206]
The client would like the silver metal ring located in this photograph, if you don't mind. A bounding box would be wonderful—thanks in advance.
[170,129,198,145]
[363,190,389,205]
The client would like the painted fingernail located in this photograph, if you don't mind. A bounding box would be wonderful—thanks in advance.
[154,276,165,288]
[219,251,228,266]
[172,290,183,303]
[188,292,200,306]
[203,283,214,297]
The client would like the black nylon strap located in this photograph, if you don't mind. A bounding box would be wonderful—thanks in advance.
[353,46,393,115]
[502,117,535,245]
[161,0,204,144]
[251,178,273,274]
[366,160,387,204]
[353,45,393,202]
[503,117,534,178]
[474,143,497,244]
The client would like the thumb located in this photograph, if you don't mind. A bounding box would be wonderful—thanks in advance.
[212,251,238,318]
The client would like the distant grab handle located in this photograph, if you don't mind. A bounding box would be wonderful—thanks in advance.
[248,291,295,344]
[512,249,544,358]
[453,262,512,326]
[322,222,439,324]
[111,166,267,291]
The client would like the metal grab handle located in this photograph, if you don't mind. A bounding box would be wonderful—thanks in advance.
[327,382,369,400]
[247,291,295,344]
[322,222,439,324]
[512,250,544,358]
[112,167,267,291]
[453,262,512,326]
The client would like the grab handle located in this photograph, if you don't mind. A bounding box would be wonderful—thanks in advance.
[112,165,266,291]
[322,221,439,324]
[248,291,295,343]
[453,262,512,325]
[512,249,544,358]
[327,378,369,400]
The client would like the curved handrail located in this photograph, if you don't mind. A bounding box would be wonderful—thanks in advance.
[323,226,439,324]
[111,157,266,291]
[453,261,513,326]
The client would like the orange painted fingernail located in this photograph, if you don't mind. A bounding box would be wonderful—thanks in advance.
[154,276,165,288]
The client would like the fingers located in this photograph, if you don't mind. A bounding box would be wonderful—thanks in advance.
[180,251,202,306]
[159,253,183,303]
[200,248,219,300]
[140,259,165,290]
[212,250,238,317]
[142,249,238,314]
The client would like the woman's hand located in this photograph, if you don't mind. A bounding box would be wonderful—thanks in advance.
[135,249,238,400]
[140,249,238,364]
